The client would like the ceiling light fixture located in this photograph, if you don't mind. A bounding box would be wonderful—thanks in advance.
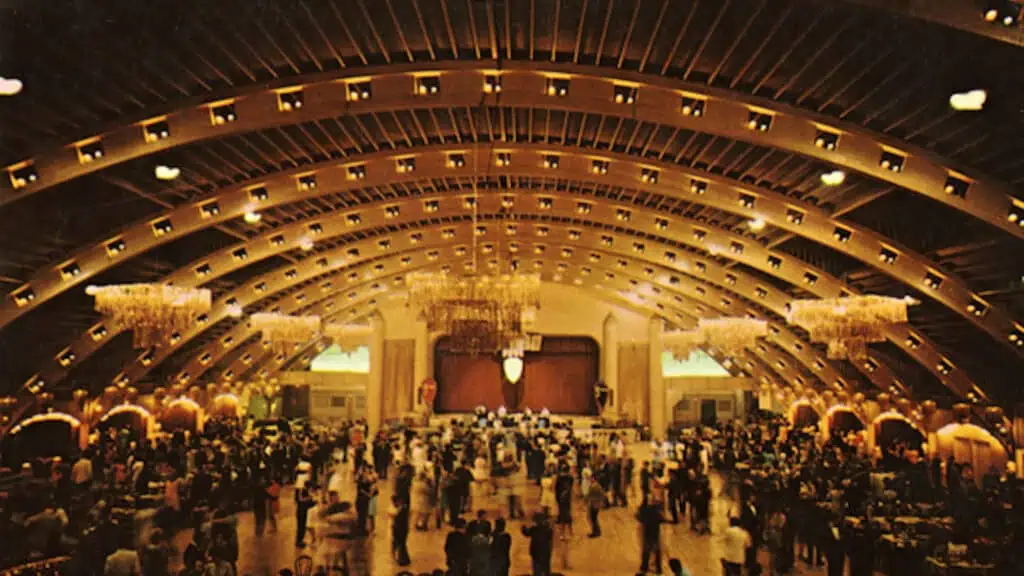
[820,170,846,186]
[154,165,181,181]
[243,211,262,224]
[747,218,766,232]
[0,77,23,96]
[949,89,987,112]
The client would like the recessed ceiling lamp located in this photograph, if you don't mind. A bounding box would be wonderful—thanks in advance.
[298,237,314,251]
[820,170,846,186]
[0,77,23,96]
[747,218,766,232]
[949,89,987,112]
[243,211,262,224]
[154,165,181,181]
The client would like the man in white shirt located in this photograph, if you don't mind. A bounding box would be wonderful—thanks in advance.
[295,459,313,491]
[722,517,751,576]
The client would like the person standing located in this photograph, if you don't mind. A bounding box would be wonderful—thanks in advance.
[389,495,411,567]
[637,499,665,574]
[295,487,315,548]
[444,518,469,576]
[252,476,268,536]
[266,477,281,534]
[586,479,604,538]
[491,518,512,576]
[555,466,574,535]
[722,517,752,576]
[521,513,554,576]
[356,468,372,536]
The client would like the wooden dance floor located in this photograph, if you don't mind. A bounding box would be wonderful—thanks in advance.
[173,475,833,576]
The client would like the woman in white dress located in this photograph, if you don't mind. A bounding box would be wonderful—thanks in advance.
[539,464,557,514]
[471,453,489,508]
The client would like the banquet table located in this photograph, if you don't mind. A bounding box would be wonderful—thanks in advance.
[925,556,995,575]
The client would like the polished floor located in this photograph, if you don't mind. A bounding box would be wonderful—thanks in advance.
[172,470,835,576]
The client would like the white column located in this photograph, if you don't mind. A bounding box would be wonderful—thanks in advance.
[367,311,385,435]
[648,317,666,435]
[602,313,619,414]
[413,319,429,409]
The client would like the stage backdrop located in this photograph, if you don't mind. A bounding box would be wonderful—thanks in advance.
[434,336,599,414]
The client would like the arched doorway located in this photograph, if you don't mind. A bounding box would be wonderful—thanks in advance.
[2,413,81,468]
[873,412,925,462]
[935,423,1009,484]
[209,393,241,420]
[160,398,201,434]
[788,400,820,430]
[826,406,865,442]
[97,404,152,442]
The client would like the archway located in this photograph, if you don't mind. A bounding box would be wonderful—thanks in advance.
[788,400,820,430]
[872,412,926,464]
[97,404,152,442]
[935,422,1009,484]
[209,393,241,419]
[825,405,865,443]
[159,398,201,435]
[2,413,81,468]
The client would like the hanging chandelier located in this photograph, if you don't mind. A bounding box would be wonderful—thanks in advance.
[663,329,705,360]
[785,295,917,359]
[407,272,541,354]
[86,284,211,349]
[322,323,373,352]
[405,144,541,355]
[251,312,321,353]
[699,317,768,352]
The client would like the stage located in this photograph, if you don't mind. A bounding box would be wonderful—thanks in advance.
[423,412,640,445]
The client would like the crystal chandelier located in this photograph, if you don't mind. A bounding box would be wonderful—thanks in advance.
[699,317,768,352]
[322,323,373,352]
[86,284,211,349]
[407,272,541,354]
[405,145,541,354]
[785,295,917,359]
[251,313,321,353]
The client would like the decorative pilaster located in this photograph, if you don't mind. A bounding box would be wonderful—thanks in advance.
[367,311,385,435]
[602,313,620,415]
[413,320,429,409]
[648,317,666,436]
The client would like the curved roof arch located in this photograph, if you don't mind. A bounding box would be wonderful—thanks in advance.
[4,65,1019,239]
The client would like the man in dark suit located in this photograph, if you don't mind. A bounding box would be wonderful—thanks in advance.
[467,509,491,537]
[444,518,469,576]
[491,517,512,576]
[637,500,665,574]
[521,513,554,576]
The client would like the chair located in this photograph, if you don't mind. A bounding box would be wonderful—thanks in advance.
[295,554,314,576]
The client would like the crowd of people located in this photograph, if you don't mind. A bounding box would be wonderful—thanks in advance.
[0,407,1021,576]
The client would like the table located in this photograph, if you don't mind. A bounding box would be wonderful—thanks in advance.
[926,556,995,575]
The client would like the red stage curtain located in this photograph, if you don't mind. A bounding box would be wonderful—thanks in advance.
[435,354,505,412]
[520,355,597,414]
[435,336,598,414]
